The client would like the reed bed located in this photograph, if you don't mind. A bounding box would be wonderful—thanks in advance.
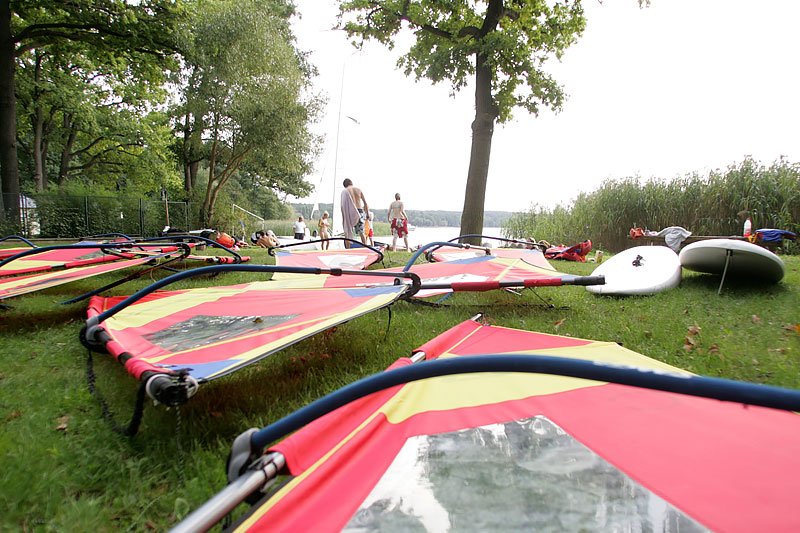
[505,158,800,252]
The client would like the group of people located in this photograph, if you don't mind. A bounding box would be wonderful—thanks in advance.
[227,179,411,252]
[340,178,410,251]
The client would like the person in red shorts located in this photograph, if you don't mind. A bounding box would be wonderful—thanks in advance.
[388,192,409,251]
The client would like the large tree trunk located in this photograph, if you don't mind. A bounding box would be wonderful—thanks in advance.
[184,160,196,194]
[58,115,76,185]
[32,109,46,191]
[181,109,199,194]
[200,134,218,227]
[0,0,20,222]
[459,51,497,244]
[31,52,46,191]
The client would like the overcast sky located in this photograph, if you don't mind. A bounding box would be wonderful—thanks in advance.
[290,1,800,213]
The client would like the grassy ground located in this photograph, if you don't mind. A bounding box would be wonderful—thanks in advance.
[0,245,798,530]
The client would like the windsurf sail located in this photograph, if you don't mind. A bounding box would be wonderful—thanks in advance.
[0,237,246,302]
[0,247,188,301]
[0,248,31,260]
[271,238,384,276]
[0,235,36,259]
[425,235,547,262]
[427,244,556,270]
[286,243,602,297]
[0,241,139,276]
[175,317,800,533]
[82,265,421,408]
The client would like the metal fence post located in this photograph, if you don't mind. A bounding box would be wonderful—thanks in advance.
[84,196,90,235]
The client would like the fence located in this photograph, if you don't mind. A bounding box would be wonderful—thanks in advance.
[0,193,190,239]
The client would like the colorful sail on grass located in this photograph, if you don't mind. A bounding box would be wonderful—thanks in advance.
[271,254,599,298]
[0,250,183,301]
[0,241,136,276]
[426,245,555,269]
[0,246,33,260]
[272,246,383,278]
[0,238,248,302]
[85,276,411,385]
[184,318,800,532]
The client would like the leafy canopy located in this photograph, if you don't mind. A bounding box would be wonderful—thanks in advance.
[339,0,586,122]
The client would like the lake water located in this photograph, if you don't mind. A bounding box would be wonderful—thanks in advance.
[280,226,507,250]
[374,226,504,249]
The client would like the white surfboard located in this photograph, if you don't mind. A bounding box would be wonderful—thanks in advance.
[679,239,785,283]
[586,246,681,295]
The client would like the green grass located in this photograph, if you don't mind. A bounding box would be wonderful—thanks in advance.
[1,246,798,530]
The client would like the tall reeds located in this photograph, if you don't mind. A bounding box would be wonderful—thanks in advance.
[505,157,800,252]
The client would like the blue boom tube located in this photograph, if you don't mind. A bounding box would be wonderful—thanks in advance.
[246,354,800,454]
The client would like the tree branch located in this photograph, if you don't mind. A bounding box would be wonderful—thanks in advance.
[361,1,456,40]
[68,142,141,172]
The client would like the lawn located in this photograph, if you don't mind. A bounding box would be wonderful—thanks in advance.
[0,245,798,530]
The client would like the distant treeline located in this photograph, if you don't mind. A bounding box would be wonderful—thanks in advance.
[290,204,514,228]
[504,158,800,253]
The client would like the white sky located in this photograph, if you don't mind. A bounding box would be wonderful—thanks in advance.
[290,1,800,213]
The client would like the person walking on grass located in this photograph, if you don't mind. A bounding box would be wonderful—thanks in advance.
[341,178,370,248]
[388,192,409,251]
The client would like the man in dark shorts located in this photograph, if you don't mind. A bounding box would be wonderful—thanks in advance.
[341,178,370,247]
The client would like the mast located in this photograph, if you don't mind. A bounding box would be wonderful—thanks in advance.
[331,63,346,237]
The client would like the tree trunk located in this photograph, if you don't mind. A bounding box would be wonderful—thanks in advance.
[459,51,497,244]
[187,160,198,191]
[0,0,20,222]
[31,52,46,191]
[182,109,194,193]
[200,136,217,227]
[206,183,220,226]
[41,133,49,190]
[58,115,76,185]
[32,107,45,191]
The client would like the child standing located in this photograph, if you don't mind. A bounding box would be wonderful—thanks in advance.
[318,211,331,250]
[364,211,375,247]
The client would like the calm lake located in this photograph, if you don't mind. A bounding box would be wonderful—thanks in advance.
[374,226,504,249]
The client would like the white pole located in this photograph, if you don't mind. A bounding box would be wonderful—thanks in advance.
[331,63,346,236]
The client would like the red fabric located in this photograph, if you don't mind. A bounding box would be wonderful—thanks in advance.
[215,232,235,248]
[0,253,172,300]
[317,255,573,295]
[0,248,131,276]
[88,283,407,381]
[545,240,592,262]
[429,247,554,270]
[255,382,800,532]
[413,319,484,360]
[274,249,381,271]
[629,227,645,239]
[390,218,408,238]
[242,321,800,531]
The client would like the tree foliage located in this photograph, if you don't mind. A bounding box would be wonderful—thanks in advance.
[339,0,585,241]
[174,0,321,226]
[15,45,174,194]
[2,0,186,222]
[1,0,322,234]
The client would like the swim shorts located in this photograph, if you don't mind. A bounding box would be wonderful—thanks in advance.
[391,218,408,238]
[354,209,366,236]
